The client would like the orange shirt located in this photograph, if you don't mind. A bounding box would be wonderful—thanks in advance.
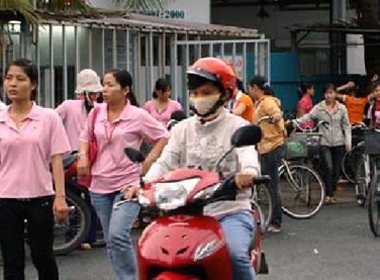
[234,91,254,123]
[344,96,368,124]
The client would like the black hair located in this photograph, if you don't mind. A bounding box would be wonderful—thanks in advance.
[298,83,313,99]
[153,78,171,99]
[249,75,275,96]
[105,69,139,107]
[5,58,38,101]
[248,75,267,90]
[236,78,246,93]
[323,83,336,93]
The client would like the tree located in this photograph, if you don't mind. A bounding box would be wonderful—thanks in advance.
[357,0,380,79]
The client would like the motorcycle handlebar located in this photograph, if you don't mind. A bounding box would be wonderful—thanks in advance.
[252,175,271,185]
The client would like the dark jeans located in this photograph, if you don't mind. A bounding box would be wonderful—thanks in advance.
[0,196,58,280]
[260,145,283,227]
[320,145,346,197]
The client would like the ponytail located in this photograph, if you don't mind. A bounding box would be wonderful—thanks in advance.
[127,90,139,107]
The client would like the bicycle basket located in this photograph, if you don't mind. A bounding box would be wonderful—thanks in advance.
[306,133,322,157]
[284,133,308,160]
[364,130,380,155]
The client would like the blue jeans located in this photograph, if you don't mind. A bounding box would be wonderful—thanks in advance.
[261,145,283,227]
[90,191,140,280]
[219,210,256,280]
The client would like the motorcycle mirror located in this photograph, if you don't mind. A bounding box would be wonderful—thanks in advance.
[124,147,145,163]
[231,124,262,148]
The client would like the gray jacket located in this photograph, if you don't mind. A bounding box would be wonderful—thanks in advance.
[296,101,351,147]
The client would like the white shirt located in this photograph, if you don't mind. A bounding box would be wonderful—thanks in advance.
[145,109,260,217]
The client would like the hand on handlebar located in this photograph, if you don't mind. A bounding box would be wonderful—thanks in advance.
[235,172,254,189]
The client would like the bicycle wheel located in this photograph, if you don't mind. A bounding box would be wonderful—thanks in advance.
[252,183,274,231]
[368,172,380,237]
[355,146,370,206]
[280,164,325,219]
[341,146,362,183]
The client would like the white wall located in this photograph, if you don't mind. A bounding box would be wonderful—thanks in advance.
[346,34,366,75]
[87,0,210,23]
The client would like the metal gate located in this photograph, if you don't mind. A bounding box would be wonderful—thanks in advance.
[172,39,271,114]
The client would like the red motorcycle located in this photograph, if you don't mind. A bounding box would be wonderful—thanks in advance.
[52,151,92,255]
[125,124,269,279]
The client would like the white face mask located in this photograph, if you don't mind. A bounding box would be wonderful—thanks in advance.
[189,95,220,116]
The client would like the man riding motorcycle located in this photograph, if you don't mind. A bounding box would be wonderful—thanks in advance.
[144,57,261,280]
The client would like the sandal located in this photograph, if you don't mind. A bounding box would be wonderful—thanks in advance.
[325,196,331,204]
[78,243,92,250]
[330,197,338,204]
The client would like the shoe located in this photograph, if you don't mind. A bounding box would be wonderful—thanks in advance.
[78,243,92,250]
[267,225,281,233]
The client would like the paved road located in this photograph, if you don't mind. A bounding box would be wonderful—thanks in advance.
[3,187,380,280]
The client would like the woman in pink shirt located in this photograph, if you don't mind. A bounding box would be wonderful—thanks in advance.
[0,59,71,279]
[56,69,103,250]
[55,69,102,152]
[297,83,315,129]
[77,69,169,279]
[143,78,183,126]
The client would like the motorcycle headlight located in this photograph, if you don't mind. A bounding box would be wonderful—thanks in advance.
[154,178,200,210]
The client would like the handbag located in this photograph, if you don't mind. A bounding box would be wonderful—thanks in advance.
[78,107,100,188]
[88,107,100,166]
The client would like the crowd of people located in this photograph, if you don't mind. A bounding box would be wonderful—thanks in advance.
[0,55,379,279]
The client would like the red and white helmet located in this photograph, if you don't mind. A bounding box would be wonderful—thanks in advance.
[186,57,237,93]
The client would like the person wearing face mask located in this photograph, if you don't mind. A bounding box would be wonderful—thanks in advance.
[144,57,261,280]
[55,69,102,152]
[55,69,103,250]
[291,84,351,204]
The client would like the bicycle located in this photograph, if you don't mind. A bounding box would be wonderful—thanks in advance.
[257,116,325,220]
[341,123,368,184]
[341,122,372,206]
[364,129,380,237]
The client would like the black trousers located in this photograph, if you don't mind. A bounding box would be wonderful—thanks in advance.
[0,196,59,280]
[320,145,346,197]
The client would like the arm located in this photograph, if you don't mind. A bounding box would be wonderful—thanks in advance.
[77,109,92,175]
[296,107,306,118]
[51,154,65,198]
[232,102,247,116]
[144,124,182,182]
[236,145,260,176]
[142,138,168,175]
[140,111,170,175]
[49,111,71,222]
[335,94,346,102]
[295,105,318,124]
[337,81,355,93]
[262,98,283,123]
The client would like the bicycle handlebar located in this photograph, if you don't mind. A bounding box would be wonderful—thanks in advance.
[351,122,368,130]
[293,120,328,133]
[256,115,274,125]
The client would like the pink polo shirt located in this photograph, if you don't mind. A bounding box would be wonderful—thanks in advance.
[0,103,71,198]
[56,100,88,151]
[80,102,169,194]
[143,99,183,125]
